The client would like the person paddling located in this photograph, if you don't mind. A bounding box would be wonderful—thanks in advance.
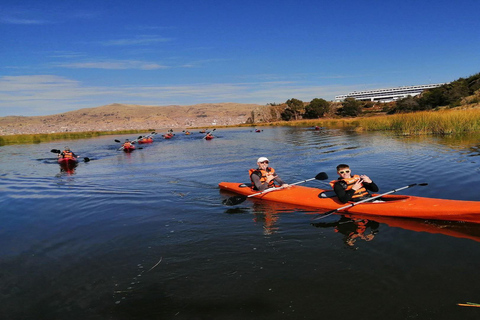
[123,139,133,148]
[249,157,289,191]
[58,146,78,160]
[330,164,379,203]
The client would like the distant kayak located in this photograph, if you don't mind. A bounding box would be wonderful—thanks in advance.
[219,182,480,224]
[163,133,174,139]
[204,135,214,140]
[123,145,136,152]
[138,138,153,144]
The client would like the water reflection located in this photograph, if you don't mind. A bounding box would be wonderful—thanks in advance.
[312,216,380,249]
[348,214,480,243]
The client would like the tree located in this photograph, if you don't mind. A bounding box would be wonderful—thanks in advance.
[285,98,305,120]
[304,98,331,118]
[339,98,362,117]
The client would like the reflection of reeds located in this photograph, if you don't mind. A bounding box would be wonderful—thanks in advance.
[0,129,154,146]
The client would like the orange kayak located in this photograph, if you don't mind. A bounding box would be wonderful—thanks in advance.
[218,182,480,224]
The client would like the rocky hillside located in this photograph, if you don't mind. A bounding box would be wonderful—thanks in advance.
[0,103,263,135]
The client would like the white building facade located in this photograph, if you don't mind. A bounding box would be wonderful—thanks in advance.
[335,83,446,102]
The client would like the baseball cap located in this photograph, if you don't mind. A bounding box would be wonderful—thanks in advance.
[257,157,269,163]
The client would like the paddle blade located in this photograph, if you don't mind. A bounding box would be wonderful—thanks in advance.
[50,149,61,153]
[418,183,428,186]
[223,195,247,206]
[114,139,121,143]
[315,172,328,180]
[83,157,90,162]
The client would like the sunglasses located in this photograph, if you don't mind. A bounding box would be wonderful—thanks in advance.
[338,170,351,174]
[260,161,269,164]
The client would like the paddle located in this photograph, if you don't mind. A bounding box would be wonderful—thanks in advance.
[51,149,90,162]
[223,172,329,206]
[312,183,429,221]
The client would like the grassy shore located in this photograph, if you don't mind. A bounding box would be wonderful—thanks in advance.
[0,129,155,146]
[3,108,480,146]
[256,108,480,135]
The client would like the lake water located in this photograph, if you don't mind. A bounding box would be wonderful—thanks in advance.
[1,127,480,320]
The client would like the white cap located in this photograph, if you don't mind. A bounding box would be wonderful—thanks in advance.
[257,157,269,163]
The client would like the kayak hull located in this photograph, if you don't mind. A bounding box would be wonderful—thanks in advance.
[218,182,480,224]
[58,157,78,165]
[138,138,153,144]
[123,146,136,152]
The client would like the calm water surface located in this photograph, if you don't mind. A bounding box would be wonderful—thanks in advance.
[1,127,480,320]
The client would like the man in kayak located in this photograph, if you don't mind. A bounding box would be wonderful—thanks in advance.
[249,157,289,191]
[330,164,379,203]
[58,146,77,160]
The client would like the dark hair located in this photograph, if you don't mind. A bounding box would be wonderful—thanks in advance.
[336,164,350,171]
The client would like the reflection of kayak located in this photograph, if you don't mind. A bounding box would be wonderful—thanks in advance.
[344,214,480,243]
[138,138,153,144]
[218,182,480,223]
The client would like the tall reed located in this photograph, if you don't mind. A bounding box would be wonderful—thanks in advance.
[356,109,480,135]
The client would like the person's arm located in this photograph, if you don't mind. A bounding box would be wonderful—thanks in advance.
[333,181,355,203]
[363,181,379,192]
[251,173,269,192]
[273,175,286,186]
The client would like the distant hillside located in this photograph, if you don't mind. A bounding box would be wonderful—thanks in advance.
[0,103,263,135]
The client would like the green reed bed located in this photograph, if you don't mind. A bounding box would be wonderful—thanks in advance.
[0,129,155,146]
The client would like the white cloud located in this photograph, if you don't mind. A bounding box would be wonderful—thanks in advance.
[0,17,48,24]
[55,60,168,70]
[101,36,172,46]
[0,75,348,116]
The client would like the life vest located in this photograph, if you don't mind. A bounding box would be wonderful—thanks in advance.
[249,167,276,190]
[62,150,74,159]
[329,175,370,200]
[123,142,132,148]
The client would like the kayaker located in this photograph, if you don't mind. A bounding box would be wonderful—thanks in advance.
[58,146,77,159]
[249,157,289,191]
[123,139,133,148]
[330,164,379,203]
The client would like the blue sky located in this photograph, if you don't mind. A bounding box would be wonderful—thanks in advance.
[1,0,479,117]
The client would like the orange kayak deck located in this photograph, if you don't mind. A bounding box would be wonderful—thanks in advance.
[218,182,480,224]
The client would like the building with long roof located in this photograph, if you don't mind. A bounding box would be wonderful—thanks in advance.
[335,83,446,102]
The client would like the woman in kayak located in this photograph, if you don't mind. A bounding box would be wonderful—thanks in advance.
[249,157,289,191]
[330,164,379,203]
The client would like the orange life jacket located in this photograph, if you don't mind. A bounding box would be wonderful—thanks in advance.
[249,167,276,190]
[123,142,132,148]
[62,150,74,159]
[329,175,370,200]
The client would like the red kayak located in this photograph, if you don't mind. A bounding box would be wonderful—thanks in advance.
[204,135,214,140]
[123,145,136,152]
[163,133,174,139]
[58,157,78,165]
[138,138,153,144]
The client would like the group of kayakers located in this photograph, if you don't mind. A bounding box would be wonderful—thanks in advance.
[249,157,378,204]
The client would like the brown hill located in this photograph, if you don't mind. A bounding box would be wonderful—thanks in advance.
[0,103,263,135]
